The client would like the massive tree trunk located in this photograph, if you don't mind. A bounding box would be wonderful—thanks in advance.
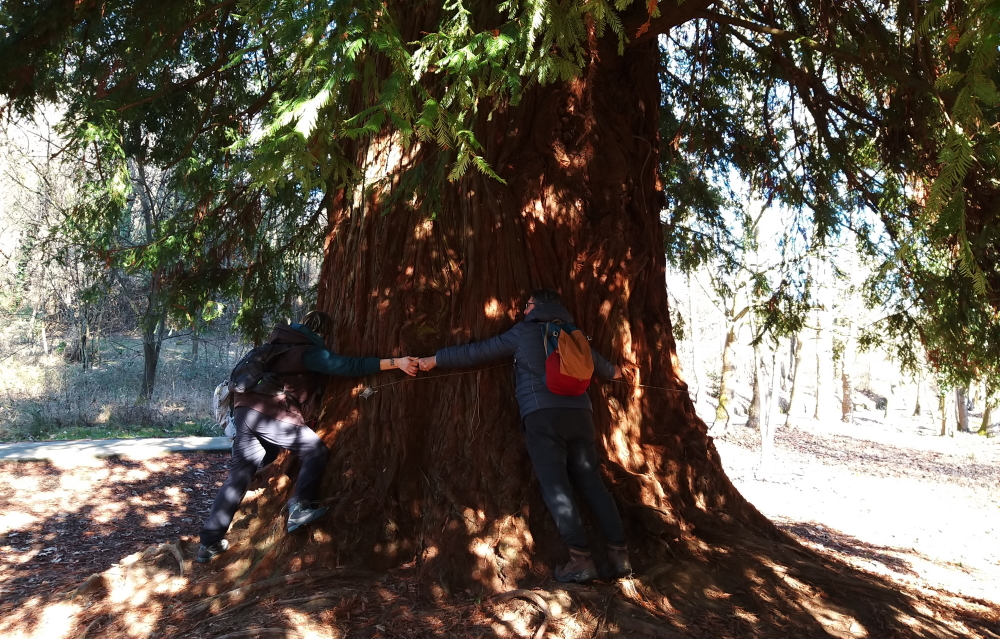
[225,6,767,593]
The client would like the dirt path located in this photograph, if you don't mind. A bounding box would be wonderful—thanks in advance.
[712,409,1000,606]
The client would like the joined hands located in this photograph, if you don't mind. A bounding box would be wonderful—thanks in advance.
[395,356,419,376]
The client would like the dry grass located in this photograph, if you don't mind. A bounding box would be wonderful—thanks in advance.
[0,323,243,441]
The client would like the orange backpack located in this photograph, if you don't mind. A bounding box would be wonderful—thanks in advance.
[542,321,595,396]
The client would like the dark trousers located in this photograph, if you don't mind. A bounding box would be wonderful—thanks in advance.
[523,408,625,551]
[199,407,328,546]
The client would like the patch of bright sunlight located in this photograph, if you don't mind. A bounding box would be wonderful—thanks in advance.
[145,512,168,526]
[0,510,35,533]
[0,599,83,639]
[283,608,340,639]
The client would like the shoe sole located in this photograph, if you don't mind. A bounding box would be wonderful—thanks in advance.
[287,506,329,532]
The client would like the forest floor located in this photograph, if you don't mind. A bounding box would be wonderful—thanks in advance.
[712,409,1000,608]
[0,408,998,638]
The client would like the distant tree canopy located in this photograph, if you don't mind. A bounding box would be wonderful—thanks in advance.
[1,0,999,381]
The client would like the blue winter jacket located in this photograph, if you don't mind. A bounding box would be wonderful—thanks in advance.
[435,302,617,419]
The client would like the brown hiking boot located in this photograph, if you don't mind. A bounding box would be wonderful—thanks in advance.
[554,549,597,583]
[608,543,632,578]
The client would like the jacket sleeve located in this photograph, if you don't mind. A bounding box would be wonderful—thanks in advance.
[591,348,617,379]
[436,325,522,368]
[302,348,381,377]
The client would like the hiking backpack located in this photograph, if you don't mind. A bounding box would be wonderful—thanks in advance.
[542,320,595,396]
[212,380,237,438]
[227,342,297,395]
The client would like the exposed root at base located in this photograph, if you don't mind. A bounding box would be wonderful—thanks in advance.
[491,589,551,639]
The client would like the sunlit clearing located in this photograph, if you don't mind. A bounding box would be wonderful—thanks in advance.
[484,298,503,320]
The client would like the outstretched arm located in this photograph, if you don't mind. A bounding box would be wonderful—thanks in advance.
[380,356,418,376]
[591,348,621,379]
[432,326,521,369]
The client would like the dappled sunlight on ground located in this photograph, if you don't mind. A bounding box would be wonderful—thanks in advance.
[0,452,229,638]
[1,422,1000,637]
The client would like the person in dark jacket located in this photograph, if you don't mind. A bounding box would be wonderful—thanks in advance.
[417,289,631,582]
[197,310,418,563]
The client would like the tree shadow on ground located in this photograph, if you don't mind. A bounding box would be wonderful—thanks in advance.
[3,452,1000,638]
[776,520,921,577]
[0,453,230,637]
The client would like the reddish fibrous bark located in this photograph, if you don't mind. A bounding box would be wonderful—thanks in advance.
[203,2,771,594]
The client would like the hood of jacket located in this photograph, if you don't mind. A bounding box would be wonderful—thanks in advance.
[525,302,574,324]
[268,323,322,346]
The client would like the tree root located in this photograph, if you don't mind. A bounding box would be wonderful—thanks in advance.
[185,569,381,618]
[68,573,107,599]
[491,589,551,639]
[76,614,108,639]
[213,630,302,639]
[560,584,686,639]
[187,587,357,633]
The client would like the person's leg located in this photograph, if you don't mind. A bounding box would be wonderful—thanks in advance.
[248,412,328,505]
[523,409,589,551]
[199,408,270,547]
[562,410,626,546]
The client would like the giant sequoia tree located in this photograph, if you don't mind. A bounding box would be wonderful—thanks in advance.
[3,0,1000,636]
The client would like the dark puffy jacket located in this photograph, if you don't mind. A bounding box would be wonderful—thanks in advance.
[234,323,380,425]
[435,302,616,419]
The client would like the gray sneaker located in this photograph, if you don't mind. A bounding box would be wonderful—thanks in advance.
[196,539,229,563]
[287,500,329,532]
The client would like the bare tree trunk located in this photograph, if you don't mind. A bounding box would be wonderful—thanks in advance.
[785,333,802,427]
[841,362,853,423]
[80,309,90,370]
[913,371,922,416]
[980,390,994,436]
[758,342,781,478]
[840,318,854,424]
[956,386,969,432]
[813,302,834,420]
[687,272,699,404]
[939,390,956,437]
[748,343,761,431]
[714,323,737,429]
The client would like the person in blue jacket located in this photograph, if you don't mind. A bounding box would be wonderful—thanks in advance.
[418,289,631,582]
[197,310,418,563]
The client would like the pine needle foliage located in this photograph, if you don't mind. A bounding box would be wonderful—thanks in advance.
[3,0,1000,381]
